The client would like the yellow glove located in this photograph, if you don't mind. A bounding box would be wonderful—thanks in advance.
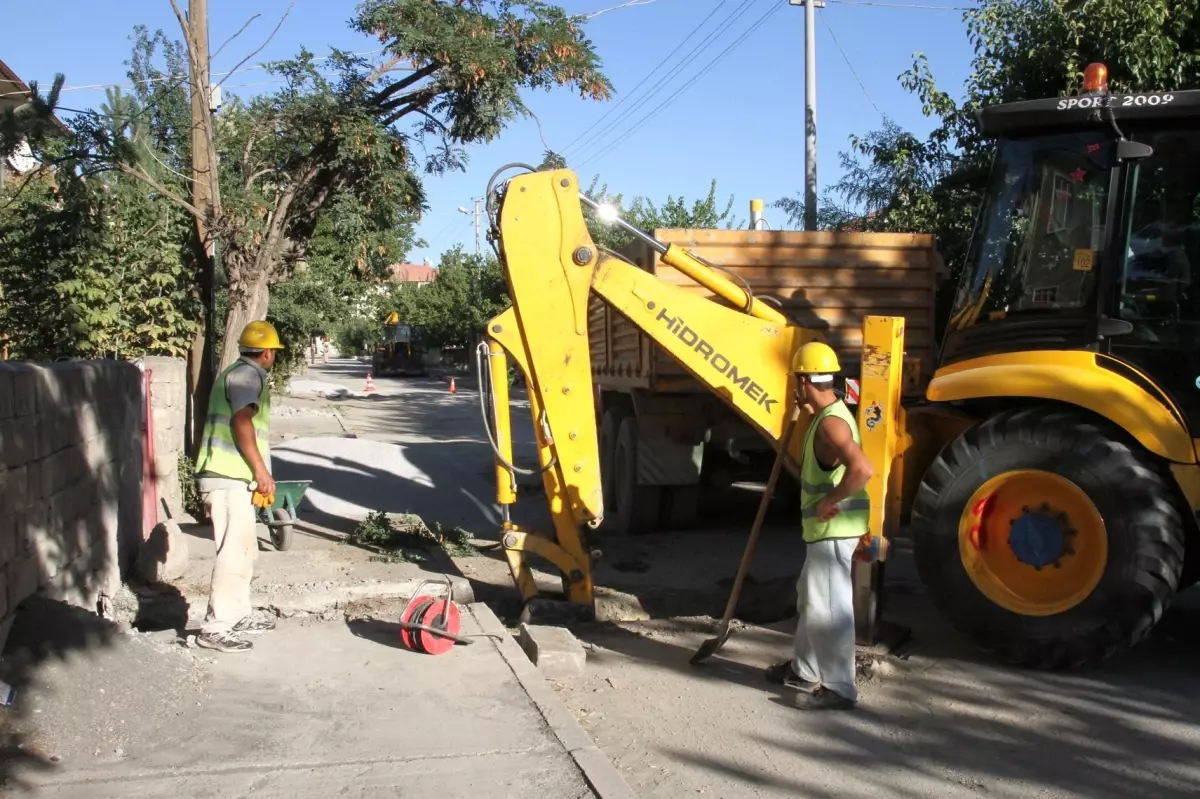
[252,491,274,510]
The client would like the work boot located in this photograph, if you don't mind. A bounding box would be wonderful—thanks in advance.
[764,660,819,692]
[232,615,277,635]
[793,686,855,711]
[196,630,253,653]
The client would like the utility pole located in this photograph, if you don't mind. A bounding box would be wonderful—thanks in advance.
[187,0,214,453]
[790,0,824,231]
[458,198,483,255]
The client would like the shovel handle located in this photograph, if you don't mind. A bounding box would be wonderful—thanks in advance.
[716,409,801,626]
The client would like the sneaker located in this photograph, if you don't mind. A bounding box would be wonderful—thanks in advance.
[232,616,277,635]
[196,631,253,653]
[764,660,820,692]
[793,686,855,711]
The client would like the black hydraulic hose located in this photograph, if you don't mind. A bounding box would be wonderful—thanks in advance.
[474,341,556,478]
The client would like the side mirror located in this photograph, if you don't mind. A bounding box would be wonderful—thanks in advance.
[1116,140,1154,162]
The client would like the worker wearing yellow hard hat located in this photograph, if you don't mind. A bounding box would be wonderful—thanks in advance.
[766,340,874,711]
[193,321,285,653]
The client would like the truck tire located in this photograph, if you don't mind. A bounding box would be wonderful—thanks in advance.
[911,407,1184,669]
[599,407,631,522]
[661,485,701,530]
[613,416,662,535]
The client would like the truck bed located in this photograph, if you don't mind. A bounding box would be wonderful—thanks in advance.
[588,228,945,395]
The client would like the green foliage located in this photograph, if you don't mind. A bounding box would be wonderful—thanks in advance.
[69,1,612,371]
[335,316,383,357]
[0,171,198,360]
[178,454,206,521]
[382,246,511,351]
[583,176,739,253]
[0,74,65,161]
[348,509,478,562]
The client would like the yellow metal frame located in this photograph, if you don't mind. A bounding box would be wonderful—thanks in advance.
[927,351,1195,464]
[857,316,908,550]
[484,168,909,611]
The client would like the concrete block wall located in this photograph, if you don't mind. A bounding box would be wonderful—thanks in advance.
[0,361,143,621]
[142,357,187,522]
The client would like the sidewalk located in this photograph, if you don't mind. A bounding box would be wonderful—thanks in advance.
[7,600,633,798]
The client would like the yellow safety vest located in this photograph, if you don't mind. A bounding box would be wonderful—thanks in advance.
[195,360,271,482]
[800,400,870,543]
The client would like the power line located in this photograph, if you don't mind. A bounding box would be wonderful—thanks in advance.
[820,12,884,120]
[569,0,765,162]
[3,48,394,101]
[825,1,973,9]
[559,0,733,155]
[578,0,784,170]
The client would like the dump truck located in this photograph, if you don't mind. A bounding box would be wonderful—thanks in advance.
[588,229,944,534]
[477,63,1200,669]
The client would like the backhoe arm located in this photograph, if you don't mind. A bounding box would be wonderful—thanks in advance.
[481,168,827,614]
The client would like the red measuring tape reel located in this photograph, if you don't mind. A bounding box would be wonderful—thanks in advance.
[397,577,470,655]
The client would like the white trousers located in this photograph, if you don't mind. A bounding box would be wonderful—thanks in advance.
[792,537,858,702]
[201,487,259,635]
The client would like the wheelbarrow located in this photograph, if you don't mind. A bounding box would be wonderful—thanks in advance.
[257,480,312,551]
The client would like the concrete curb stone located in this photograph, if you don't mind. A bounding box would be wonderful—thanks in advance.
[471,603,638,799]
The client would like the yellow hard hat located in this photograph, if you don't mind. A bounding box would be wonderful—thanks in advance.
[792,341,840,375]
[239,321,285,351]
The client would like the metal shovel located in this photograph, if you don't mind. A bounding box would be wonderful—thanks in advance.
[690,410,800,665]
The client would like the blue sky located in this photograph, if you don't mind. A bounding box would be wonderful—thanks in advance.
[5,0,977,264]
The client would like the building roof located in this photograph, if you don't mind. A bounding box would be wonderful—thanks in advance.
[0,57,69,133]
[387,262,437,283]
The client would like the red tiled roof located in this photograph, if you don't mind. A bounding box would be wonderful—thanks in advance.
[387,262,437,283]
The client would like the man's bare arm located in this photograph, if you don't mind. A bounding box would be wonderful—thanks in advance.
[818,417,874,505]
[231,405,274,496]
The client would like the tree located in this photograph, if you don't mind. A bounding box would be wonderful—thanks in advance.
[0,158,198,361]
[68,0,611,371]
[382,245,510,352]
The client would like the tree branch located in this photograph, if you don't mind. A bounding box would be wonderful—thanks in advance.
[210,13,261,65]
[410,107,448,133]
[217,0,296,89]
[245,167,275,190]
[372,63,439,103]
[365,55,407,87]
[121,162,204,221]
[378,85,440,114]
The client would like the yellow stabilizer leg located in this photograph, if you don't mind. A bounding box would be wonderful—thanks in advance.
[853,315,907,645]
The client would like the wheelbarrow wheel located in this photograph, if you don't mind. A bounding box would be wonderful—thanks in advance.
[271,508,295,551]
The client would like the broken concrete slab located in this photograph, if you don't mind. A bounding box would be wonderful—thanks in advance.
[518,622,586,680]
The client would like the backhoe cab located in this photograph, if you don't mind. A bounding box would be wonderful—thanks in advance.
[913,65,1200,668]
[481,63,1200,669]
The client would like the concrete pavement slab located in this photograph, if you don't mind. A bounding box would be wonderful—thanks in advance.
[16,604,632,798]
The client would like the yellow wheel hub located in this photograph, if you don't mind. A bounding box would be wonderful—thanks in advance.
[958,470,1107,616]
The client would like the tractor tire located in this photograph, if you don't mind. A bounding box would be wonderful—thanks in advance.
[911,407,1185,669]
[612,416,662,535]
[599,407,631,523]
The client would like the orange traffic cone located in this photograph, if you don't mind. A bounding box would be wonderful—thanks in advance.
[365,373,376,393]
[448,377,457,394]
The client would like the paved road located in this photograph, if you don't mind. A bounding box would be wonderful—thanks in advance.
[279,360,1200,799]
[273,361,553,540]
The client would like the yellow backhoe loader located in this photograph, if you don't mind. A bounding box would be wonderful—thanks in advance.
[478,63,1200,669]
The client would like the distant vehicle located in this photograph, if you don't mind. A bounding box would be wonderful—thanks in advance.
[372,313,428,377]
